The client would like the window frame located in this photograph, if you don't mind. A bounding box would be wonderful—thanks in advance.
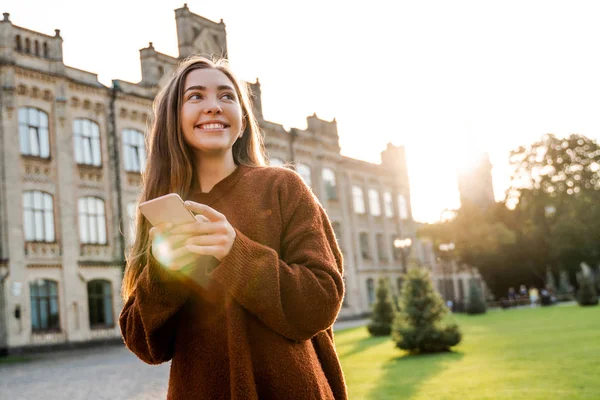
[368,188,381,217]
[122,129,146,173]
[296,162,312,187]
[23,191,55,243]
[19,107,50,159]
[322,167,338,200]
[73,118,102,167]
[352,185,366,214]
[359,232,370,260]
[78,197,107,245]
[30,279,60,333]
[87,279,115,329]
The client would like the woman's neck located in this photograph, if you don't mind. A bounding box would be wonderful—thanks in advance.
[195,153,238,193]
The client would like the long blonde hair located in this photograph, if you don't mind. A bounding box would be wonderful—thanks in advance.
[122,56,266,300]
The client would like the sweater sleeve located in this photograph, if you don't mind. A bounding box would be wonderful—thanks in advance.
[119,256,191,364]
[209,172,344,342]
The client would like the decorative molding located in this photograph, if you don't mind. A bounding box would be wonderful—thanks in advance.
[26,263,62,269]
[24,242,61,258]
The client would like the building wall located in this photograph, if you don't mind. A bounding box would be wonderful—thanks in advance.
[0,7,436,352]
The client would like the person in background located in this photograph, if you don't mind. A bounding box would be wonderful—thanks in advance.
[119,56,347,400]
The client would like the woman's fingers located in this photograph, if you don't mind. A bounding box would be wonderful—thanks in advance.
[149,222,173,240]
[170,221,225,236]
[186,245,221,257]
[185,234,227,247]
[184,201,225,222]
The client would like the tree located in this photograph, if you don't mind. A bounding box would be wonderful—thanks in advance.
[577,275,599,306]
[557,269,573,299]
[392,268,461,353]
[466,280,487,315]
[545,268,557,293]
[367,279,395,336]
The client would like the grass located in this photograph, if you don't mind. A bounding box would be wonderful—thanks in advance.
[335,304,600,400]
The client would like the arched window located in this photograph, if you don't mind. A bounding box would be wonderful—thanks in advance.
[34,40,39,56]
[73,119,101,166]
[87,280,114,328]
[23,191,55,242]
[15,35,22,51]
[383,191,394,217]
[122,129,146,172]
[30,279,60,332]
[296,163,312,187]
[368,189,381,216]
[398,194,408,220]
[366,278,375,305]
[269,157,285,167]
[78,197,107,244]
[43,42,48,58]
[19,107,50,158]
[352,186,365,214]
[25,37,31,53]
[322,168,337,200]
[157,66,164,76]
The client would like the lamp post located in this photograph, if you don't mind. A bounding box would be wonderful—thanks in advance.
[394,238,412,272]
[439,242,455,302]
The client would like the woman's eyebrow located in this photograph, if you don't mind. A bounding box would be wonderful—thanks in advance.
[184,85,234,94]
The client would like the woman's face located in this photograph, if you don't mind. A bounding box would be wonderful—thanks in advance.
[180,68,244,157]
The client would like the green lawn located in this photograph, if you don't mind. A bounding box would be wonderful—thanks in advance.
[335,304,600,400]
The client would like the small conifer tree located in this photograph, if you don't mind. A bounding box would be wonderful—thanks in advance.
[577,275,599,306]
[368,279,395,336]
[466,280,487,315]
[392,268,461,353]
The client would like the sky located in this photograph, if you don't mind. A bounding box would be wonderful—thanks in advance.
[6,0,600,222]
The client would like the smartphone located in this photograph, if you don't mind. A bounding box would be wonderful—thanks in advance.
[138,193,197,227]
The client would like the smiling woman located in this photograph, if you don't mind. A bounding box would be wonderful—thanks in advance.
[119,56,348,400]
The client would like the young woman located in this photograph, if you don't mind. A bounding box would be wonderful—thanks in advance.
[120,56,347,400]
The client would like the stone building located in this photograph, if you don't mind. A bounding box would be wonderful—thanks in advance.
[457,152,495,210]
[0,5,434,354]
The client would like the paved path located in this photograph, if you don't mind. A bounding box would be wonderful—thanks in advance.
[0,319,368,400]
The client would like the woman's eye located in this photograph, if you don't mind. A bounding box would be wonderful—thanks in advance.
[189,94,202,100]
[221,93,235,100]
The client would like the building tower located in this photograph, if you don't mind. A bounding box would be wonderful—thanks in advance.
[456,152,495,209]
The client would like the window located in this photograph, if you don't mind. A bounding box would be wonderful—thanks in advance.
[30,279,60,332]
[23,191,55,242]
[270,157,285,167]
[322,168,337,200]
[87,280,114,328]
[352,186,365,214]
[16,35,22,51]
[127,202,137,245]
[43,42,48,58]
[359,232,370,260]
[297,163,312,186]
[73,119,101,166]
[122,129,146,172]
[398,194,409,220]
[384,191,394,217]
[25,37,30,53]
[376,233,387,262]
[34,40,39,56]
[367,278,375,305]
[368,189,381,216]
[78,197,107,244]
[19,107,50,158]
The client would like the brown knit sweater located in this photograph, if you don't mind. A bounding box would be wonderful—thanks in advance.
[120,165,347,400]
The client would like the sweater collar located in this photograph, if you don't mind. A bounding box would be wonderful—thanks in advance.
[189,164,251,206]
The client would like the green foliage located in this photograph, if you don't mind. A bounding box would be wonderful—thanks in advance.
[367,279,395,336]
[577,275,599,306]
[466,280,487,314]
[392,268,462,353]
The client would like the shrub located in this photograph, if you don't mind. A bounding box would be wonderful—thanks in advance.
[392,268,462,353]
[577,275,599,306]
[466,280,487,314]
[367,279,395,336]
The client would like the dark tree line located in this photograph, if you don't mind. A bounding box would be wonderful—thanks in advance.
[420,134,600,298]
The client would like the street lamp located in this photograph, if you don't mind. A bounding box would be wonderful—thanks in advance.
[439,242,455,303]
[394,238,412,272]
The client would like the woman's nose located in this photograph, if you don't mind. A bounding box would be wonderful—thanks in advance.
[203,98,222,114]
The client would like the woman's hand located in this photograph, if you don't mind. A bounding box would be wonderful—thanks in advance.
[149,222,197,271]
[168,201,237,262]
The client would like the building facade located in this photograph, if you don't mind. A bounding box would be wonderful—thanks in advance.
[0,6,435,354]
